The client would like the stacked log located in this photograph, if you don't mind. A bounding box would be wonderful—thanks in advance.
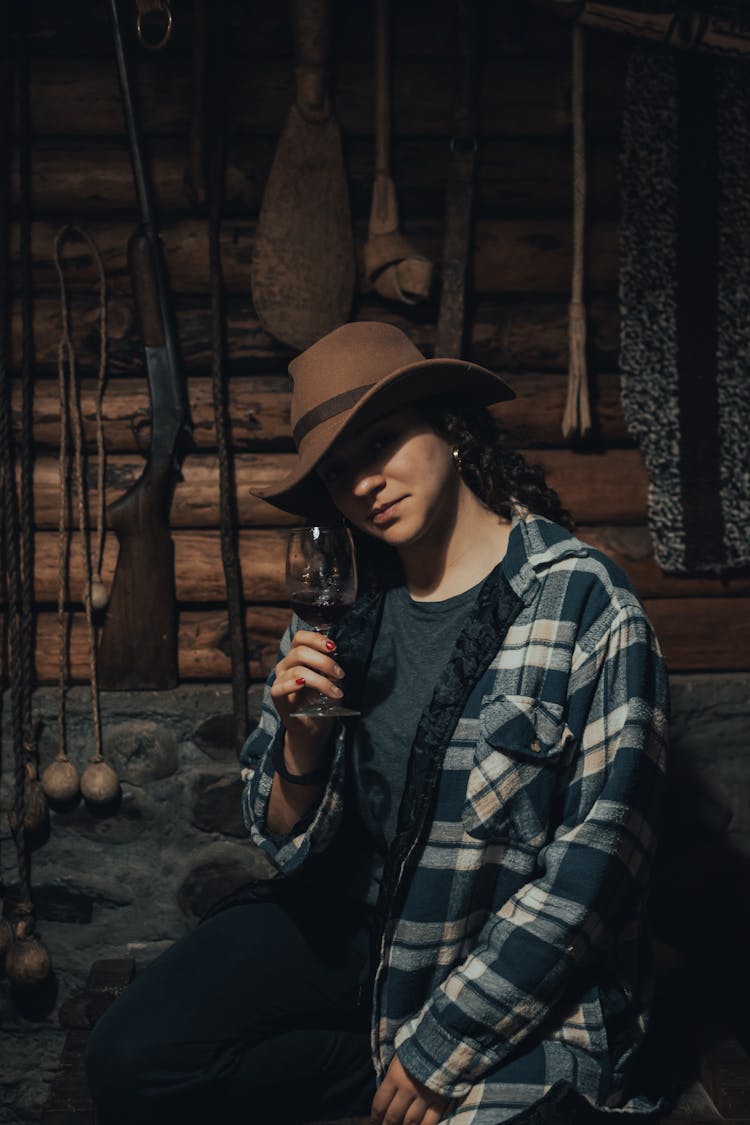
[3,1,746,680]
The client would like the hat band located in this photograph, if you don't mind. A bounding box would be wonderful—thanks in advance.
[292,382,376,446]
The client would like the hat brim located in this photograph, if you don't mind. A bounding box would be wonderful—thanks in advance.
[252,357,515,516]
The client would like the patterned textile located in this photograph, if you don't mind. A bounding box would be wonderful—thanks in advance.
[620,47,750,573]
[241,512,669,1123]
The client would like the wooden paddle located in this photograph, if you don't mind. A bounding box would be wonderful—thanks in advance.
[251,0,354,351]
[364,0,433,305]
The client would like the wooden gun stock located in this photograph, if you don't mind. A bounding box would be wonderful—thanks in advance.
[98,229,188,690]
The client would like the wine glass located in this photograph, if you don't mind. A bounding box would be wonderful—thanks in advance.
[285,525,360,717]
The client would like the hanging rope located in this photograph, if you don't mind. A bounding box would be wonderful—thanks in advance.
[0,20,51,987]
[207,2,248,754]
[17,22,37,786]
[52,226,119,806]
[562,24,592,441]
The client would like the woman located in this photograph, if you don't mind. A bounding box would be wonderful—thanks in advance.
[86,322,668,1125]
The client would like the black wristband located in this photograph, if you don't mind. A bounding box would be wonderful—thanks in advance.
[271,740,330,786]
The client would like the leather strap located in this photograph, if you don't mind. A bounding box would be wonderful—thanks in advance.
[435,0,478,359]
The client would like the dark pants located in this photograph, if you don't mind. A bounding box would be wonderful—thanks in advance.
[85,887,376,1125]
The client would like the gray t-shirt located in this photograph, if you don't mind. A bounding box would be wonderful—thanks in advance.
[351,579,482,859]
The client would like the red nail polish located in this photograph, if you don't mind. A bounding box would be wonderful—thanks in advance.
[295,677,306,686]
[325,640,336,651]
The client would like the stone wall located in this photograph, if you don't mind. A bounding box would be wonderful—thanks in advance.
[1,675,749,1122]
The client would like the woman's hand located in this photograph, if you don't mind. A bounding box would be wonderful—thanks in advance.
[270,629,346,761]
[371,1056,452,1125]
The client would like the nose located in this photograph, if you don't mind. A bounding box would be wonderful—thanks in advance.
[352,465,385,500]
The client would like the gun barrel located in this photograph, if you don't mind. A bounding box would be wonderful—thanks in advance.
[109,0,156,232]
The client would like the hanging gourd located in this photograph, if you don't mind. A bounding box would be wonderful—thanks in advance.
[5,913,51,988]
[41,754,80,805]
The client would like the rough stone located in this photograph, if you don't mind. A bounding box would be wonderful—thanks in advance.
[51,785,153,845]
[192,713,238,762]
[2,884,94,925]
[190,771,247,837]
[102,721,179,785]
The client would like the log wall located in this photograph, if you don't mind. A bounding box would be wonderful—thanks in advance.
[5,0,748,682]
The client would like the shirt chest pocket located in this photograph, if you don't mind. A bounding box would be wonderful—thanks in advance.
[462,695,575,847]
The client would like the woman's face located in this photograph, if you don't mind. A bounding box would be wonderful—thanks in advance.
[317,408,459,550]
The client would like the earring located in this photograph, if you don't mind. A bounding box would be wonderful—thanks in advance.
[452,447,463,472]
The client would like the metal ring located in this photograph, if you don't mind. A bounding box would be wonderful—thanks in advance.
[136,4,173,52]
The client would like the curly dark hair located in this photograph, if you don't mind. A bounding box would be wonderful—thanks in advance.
[352,395,572,589]
[420,396,573,530]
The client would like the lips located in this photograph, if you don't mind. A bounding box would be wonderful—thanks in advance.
[369,498,403,524]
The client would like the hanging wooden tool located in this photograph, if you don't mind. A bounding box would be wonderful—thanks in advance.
[364,0,434,305]
[435,0,478,359]
[562,25,591,440]
[251,0,355,350]
[98,0,191,690]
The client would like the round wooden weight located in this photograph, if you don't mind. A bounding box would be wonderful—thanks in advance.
[5,936,52,987]
[41,758,80,803]
[80,760,120,804]
[90,577,110,611]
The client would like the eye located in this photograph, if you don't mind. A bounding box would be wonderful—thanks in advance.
[319,461,344,487]
[370,428,395,454]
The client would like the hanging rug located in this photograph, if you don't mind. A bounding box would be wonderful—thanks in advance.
[619,46,750,574]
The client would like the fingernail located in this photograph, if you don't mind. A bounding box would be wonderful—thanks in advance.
[325,640,336,651]
[332,686,343,698]
[295,677,306,686]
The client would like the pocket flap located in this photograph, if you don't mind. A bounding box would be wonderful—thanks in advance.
[480,695,572,762]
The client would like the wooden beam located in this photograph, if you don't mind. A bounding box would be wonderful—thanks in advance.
[646,598,750,673]
[12,596,750,683]
[13,136,620,221]
[11,216,620,297]
[7,295,620,377]
[26,4,612,61]
[24,525,750,607]
[14,371,629,452]
[27,54,626,140]
[27,448,649,529]
[26,607,290,683]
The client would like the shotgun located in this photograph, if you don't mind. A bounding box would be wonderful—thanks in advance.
[98,0,191,689]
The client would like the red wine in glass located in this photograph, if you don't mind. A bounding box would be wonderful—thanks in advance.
[286,525,360,718]
[288,590,356,631]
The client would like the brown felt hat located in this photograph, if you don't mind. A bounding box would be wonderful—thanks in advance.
[254,321,515,515]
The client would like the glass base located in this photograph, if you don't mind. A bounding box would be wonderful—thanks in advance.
[290,703,360,718]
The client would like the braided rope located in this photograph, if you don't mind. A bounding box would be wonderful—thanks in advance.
[53,226,108,764]
[0,27,31,910]
[17,27,36,773]
[209,46,248,753]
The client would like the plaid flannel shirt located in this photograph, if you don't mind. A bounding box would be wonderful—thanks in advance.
[241,513,669,1123]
